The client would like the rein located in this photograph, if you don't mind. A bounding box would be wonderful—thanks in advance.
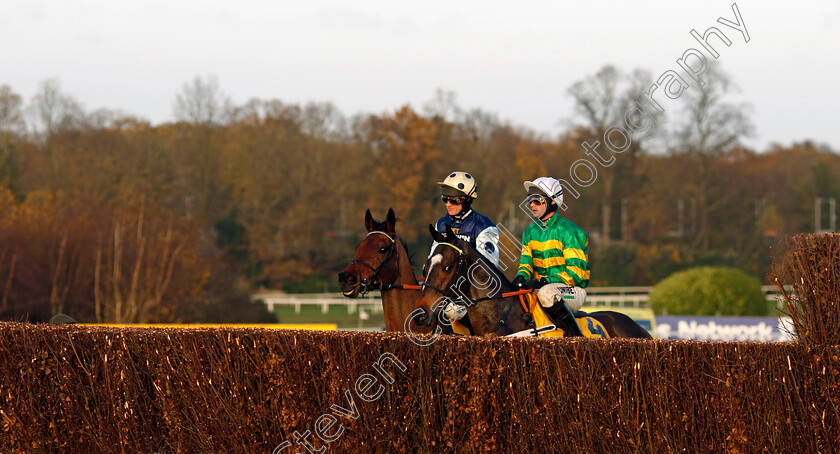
[381,283,422,291]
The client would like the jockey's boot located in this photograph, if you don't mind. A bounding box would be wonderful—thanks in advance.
[544,303,583,337]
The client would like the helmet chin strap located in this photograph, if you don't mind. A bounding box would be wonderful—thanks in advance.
[538,202,558,221]
[450,199,472,219]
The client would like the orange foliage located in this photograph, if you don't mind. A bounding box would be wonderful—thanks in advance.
[0,189,222,323]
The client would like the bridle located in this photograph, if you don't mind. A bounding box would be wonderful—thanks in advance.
[347,231,397,296]
[347,231,422,296]
[422,241,535,336]
[420,242,468,297]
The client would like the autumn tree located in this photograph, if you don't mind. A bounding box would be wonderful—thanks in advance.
[357,105,446,245]
[566,66,658,243]
[668,63,754,251]
[0,85,25,190]
[209,99,360,288]
[93,197,201,323]
[0,75,832,295]
[27,79,85,139]
[0,85,26,136]
[0,188,258,323]
[422,90,526,229]
[172,75,231,125]
[0,190,100,321]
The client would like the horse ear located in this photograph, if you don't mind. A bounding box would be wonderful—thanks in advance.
[429,224,443,243]
[385,208,397,236]
[445,224,457,242]
[364,209,376,232]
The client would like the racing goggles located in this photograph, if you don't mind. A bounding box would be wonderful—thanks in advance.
[441,195,467,205]
[527,195,548,205]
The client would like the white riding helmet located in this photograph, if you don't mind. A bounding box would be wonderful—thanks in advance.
[438,171,478,198]
[523,177,563,206]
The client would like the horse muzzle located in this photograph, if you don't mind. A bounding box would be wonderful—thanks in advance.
[413,306,435,327]
[337,270,360,297]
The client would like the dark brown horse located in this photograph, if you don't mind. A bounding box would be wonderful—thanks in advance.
[415,225,652,339]
[338,209,432,333]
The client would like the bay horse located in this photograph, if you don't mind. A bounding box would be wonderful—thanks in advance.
[414,225,652,339]
[338,209,433,333]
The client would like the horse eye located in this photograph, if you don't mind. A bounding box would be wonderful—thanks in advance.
[378,247,388,253]
[443,265,452,272]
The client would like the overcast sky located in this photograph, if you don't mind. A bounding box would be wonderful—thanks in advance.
[2,0,838,151]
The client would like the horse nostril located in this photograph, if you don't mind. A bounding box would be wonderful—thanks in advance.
[346,274,356,283]
[416,307,432,326]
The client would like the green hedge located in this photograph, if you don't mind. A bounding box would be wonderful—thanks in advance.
[649,266,766,316]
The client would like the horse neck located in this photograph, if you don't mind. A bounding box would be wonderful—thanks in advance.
[380,238,425,332]
[468,257,513,299]
[392,239,418,286]
[465,257,529,336]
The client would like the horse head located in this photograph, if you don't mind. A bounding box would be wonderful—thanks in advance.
[416,224,516,335]
[413,224,465,327]
[338,208,400,298]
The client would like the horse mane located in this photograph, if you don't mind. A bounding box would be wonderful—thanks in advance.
[371,219,416,270]
[458,237,513,288]
[398,237,417,268]
[377,216,416,269]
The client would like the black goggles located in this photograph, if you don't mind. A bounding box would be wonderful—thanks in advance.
[441,195,466,205]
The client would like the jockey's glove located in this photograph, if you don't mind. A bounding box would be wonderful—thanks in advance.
[525,277,548,290]
[512,275,547,290]
[512,275,527,288]
[442,301,467,321]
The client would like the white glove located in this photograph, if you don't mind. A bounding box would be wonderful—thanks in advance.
[442,301,467,321]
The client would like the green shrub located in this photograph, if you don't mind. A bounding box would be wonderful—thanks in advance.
[649,266,767,316]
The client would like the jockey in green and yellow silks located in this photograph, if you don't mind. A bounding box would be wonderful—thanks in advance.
[512,177,589,337]
[516,214,590,288]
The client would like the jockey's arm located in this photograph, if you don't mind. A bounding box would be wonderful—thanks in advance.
[475,226,499,266]
[515,242,534,281]
[551,234,589,287]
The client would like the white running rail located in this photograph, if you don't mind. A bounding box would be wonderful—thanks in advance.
[253,285,787,313]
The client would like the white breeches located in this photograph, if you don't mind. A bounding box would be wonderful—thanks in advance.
[537,283,587,313]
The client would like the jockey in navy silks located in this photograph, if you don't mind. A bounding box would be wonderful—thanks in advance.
[429,171,500,323]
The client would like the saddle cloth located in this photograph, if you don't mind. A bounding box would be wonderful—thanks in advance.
[451,320,471,336]
[524,292,609,338]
